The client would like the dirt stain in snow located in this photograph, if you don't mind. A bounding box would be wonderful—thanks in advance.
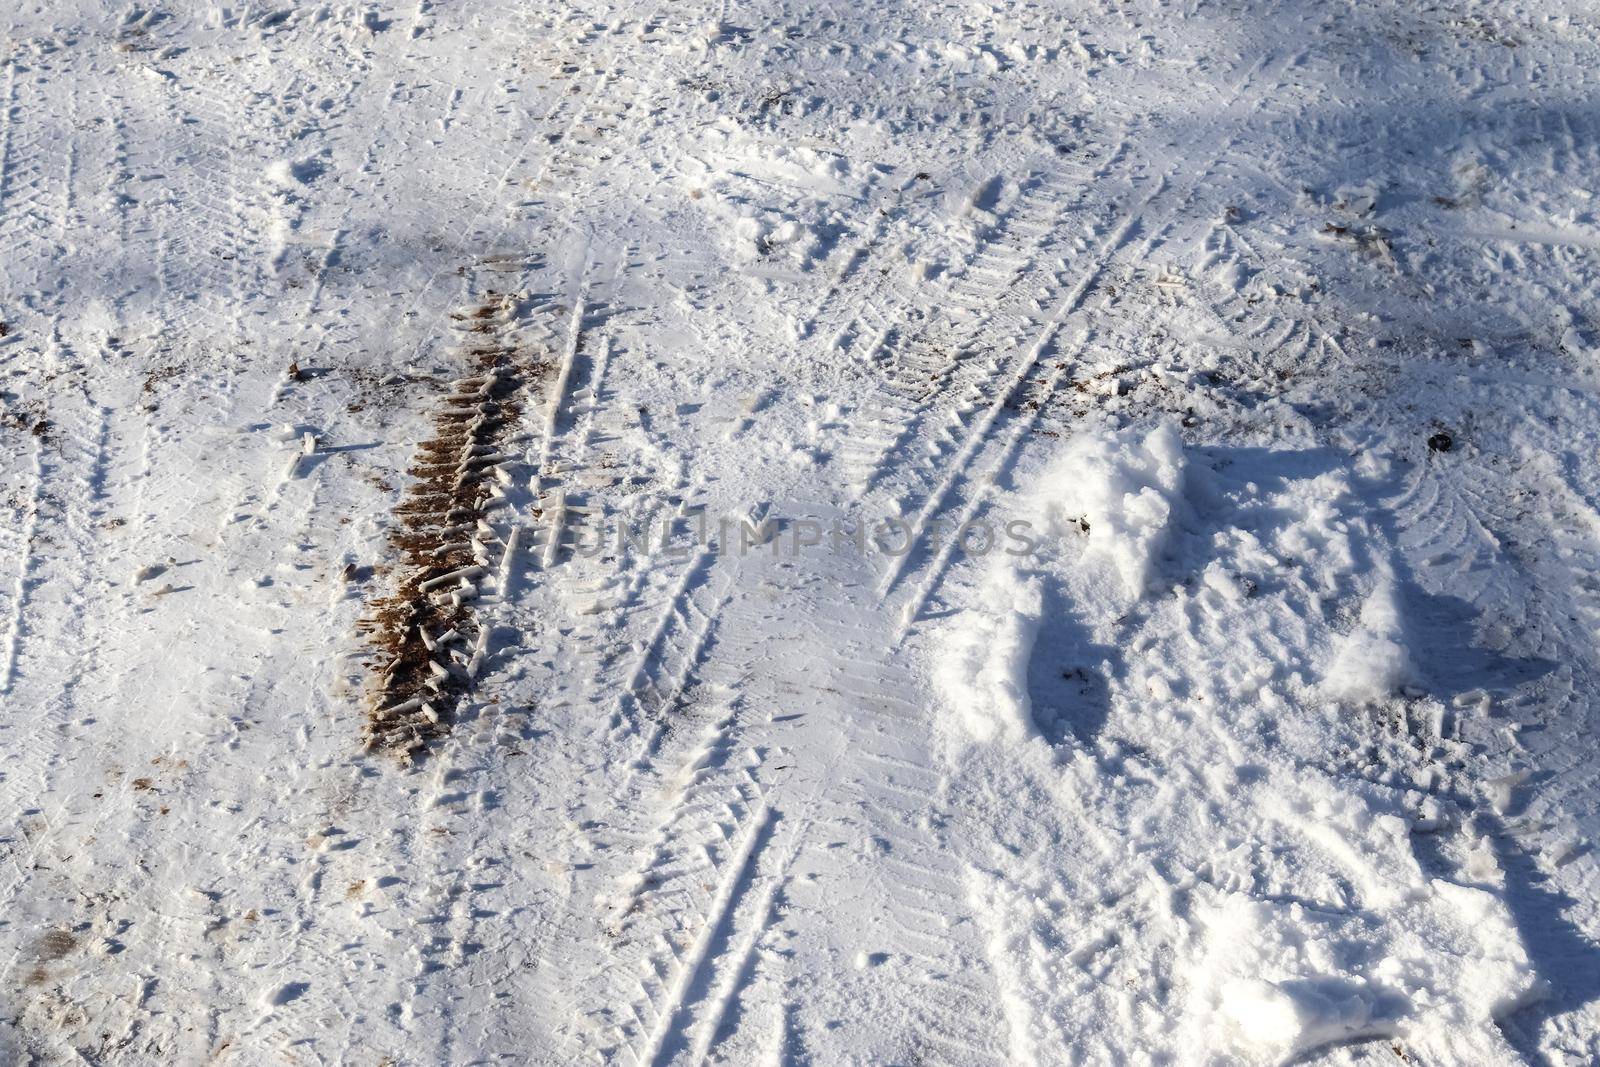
[20,928,77,988]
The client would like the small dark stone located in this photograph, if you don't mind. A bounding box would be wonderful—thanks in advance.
[1427,431,1453,453]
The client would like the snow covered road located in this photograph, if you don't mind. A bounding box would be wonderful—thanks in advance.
[3,0,1600,1062]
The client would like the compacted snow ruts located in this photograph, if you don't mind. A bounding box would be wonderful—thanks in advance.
[2,0,1600,1063]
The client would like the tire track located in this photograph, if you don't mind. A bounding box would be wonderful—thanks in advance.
[574,524,1016,1063]
[0,61,17,216]
[0,327,127,985]
[361,291,553,758]
[790,170,925,350]
[0,427,42,697]
[632,803,776,1067]
[0,43,78,299]
[875,45,1314,628]
[840,151,1126,495]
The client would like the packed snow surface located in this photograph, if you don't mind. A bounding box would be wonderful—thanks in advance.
[3,0,1600,1064]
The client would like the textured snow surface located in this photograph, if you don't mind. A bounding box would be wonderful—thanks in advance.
[937,424,1544,1063]
[3,0,1600,1063]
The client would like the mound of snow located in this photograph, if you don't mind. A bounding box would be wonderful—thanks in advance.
[1217,973,1395,1060]
[935,421,1192,745]
[1187,871,1538,1065]
[933,569,1042,743]
[1035,419,1188,599]
[1323,575,1417,704]
[936,422,1190,745]
[1184,774,1540,1065]
[935,425,1542,1064]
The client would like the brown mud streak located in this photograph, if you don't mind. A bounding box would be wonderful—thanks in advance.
[359,292,551,762]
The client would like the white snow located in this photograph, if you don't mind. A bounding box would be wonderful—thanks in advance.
[3,0,1600,1063]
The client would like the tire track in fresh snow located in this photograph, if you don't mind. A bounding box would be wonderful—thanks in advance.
[329,37,742,1049]
[367,265,726,1056]
[569,565,778,1059]
[6,4,597,1062]
[790,170,924,350]
[528,324,615,577]
[0,328,110,739]
[0,46,78,300]
[451,3,739,755]
[140,50,279,346]
[512,256,742,744]
[243,35,707,823]
[591,792,774,1062]
[0,341,150,1003]
[570,568,1016,1064]
[821,668,1014,1064]
[584,508,1013,1061]
[632,802,778,1067]
[673,815,797,1066]
[382,312,752,1063]
[0,429,42,697]
[875,45,1311,628]
[0,56,52,238]
[768,591,1014,1066]
[0,61,17,217]
[840,152,1125,496]
[547,522,772,988]
[216,428,495,1061]
[387,0,718,383]
[605,504,767,745]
